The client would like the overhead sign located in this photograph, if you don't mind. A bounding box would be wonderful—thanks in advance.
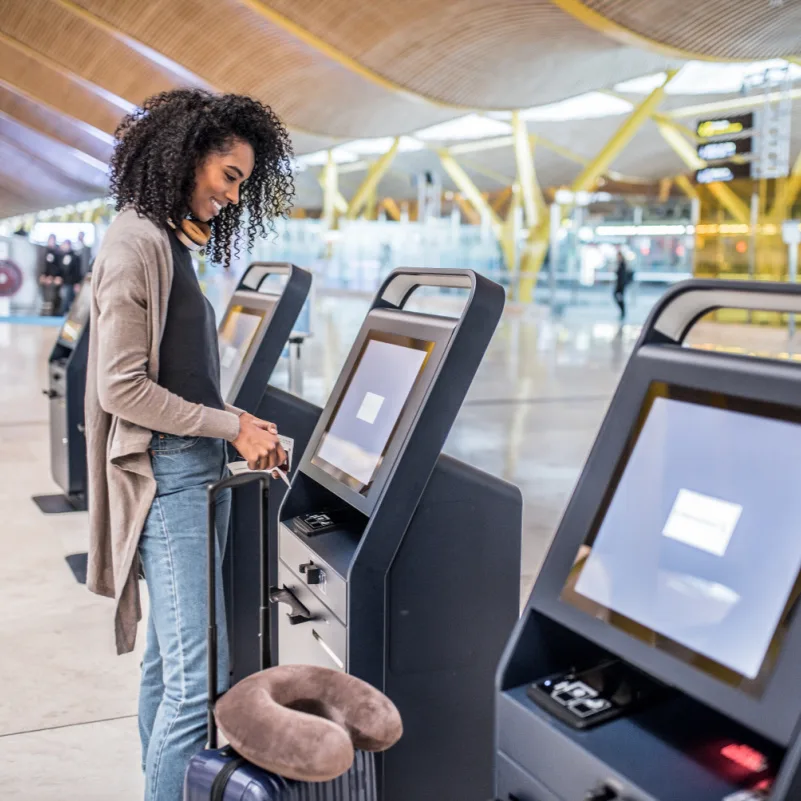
[697,138,753,162]
[696,113,755,139]
[695,164,752,184]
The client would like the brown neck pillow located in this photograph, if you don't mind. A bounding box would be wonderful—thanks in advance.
[214,665,403,782]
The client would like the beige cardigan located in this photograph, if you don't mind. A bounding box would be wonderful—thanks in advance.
[85,209,242,654]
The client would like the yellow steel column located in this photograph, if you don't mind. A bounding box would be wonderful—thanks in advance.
[512,114,547,229]
[780,149,801,215]
[675,174,700,202]
[656,119,750,224]
[454,194,481,225]
[320,150,341,229]
[500,183,522,281]
[380,197,401,222]
[658,178,673,203]
[346,139,400,220]
[438,149,502,235]
[572,71,676,193]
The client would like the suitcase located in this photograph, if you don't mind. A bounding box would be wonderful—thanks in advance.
[183,471,378,801]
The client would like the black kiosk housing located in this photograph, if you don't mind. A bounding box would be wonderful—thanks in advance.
[34,274,92,514]
[216,260,311,647]
[495,280,801,801]
[216,262,311,412]
[267,268,522,801]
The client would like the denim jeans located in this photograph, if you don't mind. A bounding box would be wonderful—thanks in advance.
[138,434,231,801]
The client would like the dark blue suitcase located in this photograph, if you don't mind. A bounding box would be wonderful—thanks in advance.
[183,472,378,801]
[185,747,377,801]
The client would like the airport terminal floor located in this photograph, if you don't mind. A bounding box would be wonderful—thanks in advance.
[0,281,796,799]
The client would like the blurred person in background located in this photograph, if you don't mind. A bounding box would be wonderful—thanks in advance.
[75,230,91,278]
[59,239,81,311]
[84,88,294,801]
[39,234,63,315]
[613,246,632,321]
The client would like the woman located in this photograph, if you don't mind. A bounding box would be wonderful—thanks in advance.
[84,89,294,801]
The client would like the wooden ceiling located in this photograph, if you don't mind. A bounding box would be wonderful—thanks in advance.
[0,0,797,217]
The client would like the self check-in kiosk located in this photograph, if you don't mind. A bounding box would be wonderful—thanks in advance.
[264,268,522,801]
[33,274,92,514]
[216,262,311,412]
[495,280,801,801]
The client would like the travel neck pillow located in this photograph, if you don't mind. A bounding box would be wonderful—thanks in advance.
[214,664,403,782]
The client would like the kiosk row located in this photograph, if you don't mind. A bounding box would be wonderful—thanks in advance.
[44,259,799,801]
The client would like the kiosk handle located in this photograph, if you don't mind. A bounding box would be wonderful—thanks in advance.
[375,268,477,311]
[268,586,312,625]
[236,261,295,294]
[639,279,801,347]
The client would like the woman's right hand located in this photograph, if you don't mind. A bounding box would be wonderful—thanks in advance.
[232,412,287,471]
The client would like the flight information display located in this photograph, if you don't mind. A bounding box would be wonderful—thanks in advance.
[218,305,264,400]
[312,332,433,494]
[562,390,801,689]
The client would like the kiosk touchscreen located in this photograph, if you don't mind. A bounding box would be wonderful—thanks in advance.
[215,262,311,412]
[33,274,92,514]
[267,269,522,801]
[495,281,801,801]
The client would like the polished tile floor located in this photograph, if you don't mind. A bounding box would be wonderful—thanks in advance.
[0,287,795,798]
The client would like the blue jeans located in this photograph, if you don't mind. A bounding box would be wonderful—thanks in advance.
[138,434,231,801]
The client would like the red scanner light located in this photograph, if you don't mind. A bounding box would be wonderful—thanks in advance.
[720,744,768,774]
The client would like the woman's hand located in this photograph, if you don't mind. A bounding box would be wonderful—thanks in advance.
[232,413,287,471]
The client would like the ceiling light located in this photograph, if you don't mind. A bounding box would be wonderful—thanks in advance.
[616,60,801,96]
[414,114,512,142]
[519,92,633,122]
[339,136,424,155]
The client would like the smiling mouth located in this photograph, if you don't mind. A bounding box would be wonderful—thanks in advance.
[211,198,223,216]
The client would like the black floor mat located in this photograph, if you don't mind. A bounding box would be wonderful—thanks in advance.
[32,493,87,514]
[65,552,88,584]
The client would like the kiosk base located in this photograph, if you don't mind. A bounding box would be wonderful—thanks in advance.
[32,492,87,514]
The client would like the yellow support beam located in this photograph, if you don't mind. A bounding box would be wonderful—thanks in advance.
[512,114,546,229]
[572,71,676,193]
[490,186,513,214]
[669,89,801,120]
[656,118,750,225]
[783,149,801,214]
[379,197,401,222]
[454,194,481,226]
[320,151,340,229]
[438,149,502,234]
[455,157,512,186]
[346,138,399,220]
[547,0,740,62]
[235,0,482,111]
[658,177,673,203]
[675,174,700,202]
[500,183,521,276]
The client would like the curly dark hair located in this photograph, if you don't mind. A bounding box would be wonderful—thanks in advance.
[108,89,294,266]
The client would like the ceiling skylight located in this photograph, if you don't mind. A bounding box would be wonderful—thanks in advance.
[616,60,801,96]
[413,114,512,142]
[518,91,633,121]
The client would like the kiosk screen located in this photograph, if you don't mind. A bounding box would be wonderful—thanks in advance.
[58,277,92,347]
[218,305,264,400]
[562,385,801,691]
[312,331,434,494]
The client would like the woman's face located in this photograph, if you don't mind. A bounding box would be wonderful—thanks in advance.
[47,235,56,248]
[190,138,255,223]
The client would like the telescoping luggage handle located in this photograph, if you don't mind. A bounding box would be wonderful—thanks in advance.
[236,261,301,294]
[638,279,801,349]
[373,267,504,325]
[206,472,270,750]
